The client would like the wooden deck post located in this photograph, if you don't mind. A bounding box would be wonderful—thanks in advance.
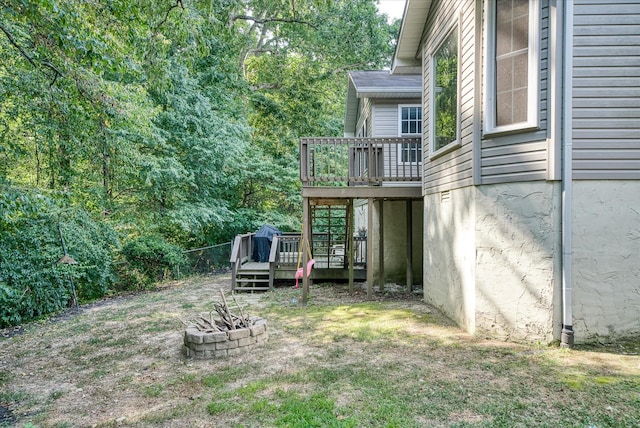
[378,199,384,292]
[348,200,354,293]
[366,197,374,299]
[302,197,311,304]
[406,199,413,293]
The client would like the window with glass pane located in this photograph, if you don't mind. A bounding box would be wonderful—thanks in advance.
[357,150,368,176]
[433,28,458,152]
[495,0,529,126]
[402,106,422,135]
[400,106,422,162]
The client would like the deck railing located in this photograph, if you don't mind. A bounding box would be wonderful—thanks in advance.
[353,235,367,266]
[231,231,367,288]
[275,233,367,269]
[300,137,422,186]
[230,232,254,286]
[275,234,302,267]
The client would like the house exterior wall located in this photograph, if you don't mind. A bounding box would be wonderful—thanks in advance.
[380,200,423,284]
[572,180,640,342]
[356,97,423,138]
[372,99,422,181]
[422,0,476,194]
[372,100,399,137]
[355,98,372,137]
[475,181,561,343]
[420,0,557,191]
[415,0,639,344]
[424,182,561,341]
[480,0,550,184]
[423,186,476,333]
[572,0,640,180]
[569,0,640,342]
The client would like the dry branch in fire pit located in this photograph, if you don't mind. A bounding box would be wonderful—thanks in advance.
[181,290,253,332]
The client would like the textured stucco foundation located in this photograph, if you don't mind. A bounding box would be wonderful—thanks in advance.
[424,186,476,333]
[572,180,640,342]
[355,199,423,286]
[379,200,423,284]
[474,182,561,343]
[424,180,640,344]
[424,182,561,343]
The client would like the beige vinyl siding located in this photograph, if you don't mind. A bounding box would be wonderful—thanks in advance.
[372,100,400,137]
[371,99,422,137]
[373,100,421,179]
[539,3,549,132]
[479,0,550,184]
[423,0,476,195]
[572,0,640,179]
[355,98,372,137]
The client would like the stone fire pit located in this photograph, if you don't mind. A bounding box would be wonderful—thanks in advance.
[181,291,268,359]
[183,317,268,359]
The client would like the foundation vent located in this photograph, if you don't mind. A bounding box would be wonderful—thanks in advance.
[440,190,451,203]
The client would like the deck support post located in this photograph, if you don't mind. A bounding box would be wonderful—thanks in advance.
[366,197,374,299]
[406,199,413,293]
[348,200,354,294]
[378,199,384,292]
[302,197,311,304]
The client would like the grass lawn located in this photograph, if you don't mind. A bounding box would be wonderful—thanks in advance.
[0,275,639,427]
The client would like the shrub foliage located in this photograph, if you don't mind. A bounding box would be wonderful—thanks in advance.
[118,235,187,290]
[0,187,118,328]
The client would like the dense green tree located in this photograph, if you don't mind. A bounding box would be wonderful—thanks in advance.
[0,0,398,323]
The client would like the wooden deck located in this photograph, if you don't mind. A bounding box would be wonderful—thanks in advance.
[237,259,366,282]
[299,137,422,187]
[231,138,422,293]
[240,262,269,271]
[230,234,367,291]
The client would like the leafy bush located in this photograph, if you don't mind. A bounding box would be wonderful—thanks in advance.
[0,186,118,328]
[118,235,187,289]
[57,210,119,300]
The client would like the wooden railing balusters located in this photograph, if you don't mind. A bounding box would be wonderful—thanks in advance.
[300,137,421,186]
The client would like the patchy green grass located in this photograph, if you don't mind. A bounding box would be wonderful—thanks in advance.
[1,276,639,427]
[143,383,164,398]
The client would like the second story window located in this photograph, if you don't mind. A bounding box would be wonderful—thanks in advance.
[484,0,539,133]
[399,105,422,163]
[430,25,459,155]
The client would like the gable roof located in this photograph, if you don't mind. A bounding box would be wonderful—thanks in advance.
[392,0,433,73]
[344,70,421,136]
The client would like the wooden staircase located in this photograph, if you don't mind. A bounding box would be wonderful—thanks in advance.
[230,233,274,292]
[234,262,271,291]
[310,203,350,269]
[229,209,366,292]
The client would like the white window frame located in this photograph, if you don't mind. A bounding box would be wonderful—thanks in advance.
[429,20,461,159]
[483,0,540,135]
[398,104,423,164]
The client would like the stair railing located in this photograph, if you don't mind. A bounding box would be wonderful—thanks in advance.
[230,232,254,289]
[268,235,281,289]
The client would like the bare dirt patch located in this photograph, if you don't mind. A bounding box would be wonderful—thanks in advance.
[1,275,639,427]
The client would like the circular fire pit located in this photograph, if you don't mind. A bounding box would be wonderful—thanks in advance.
[182,317,268,359]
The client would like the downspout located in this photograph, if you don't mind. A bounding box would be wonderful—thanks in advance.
[561,0,574,348]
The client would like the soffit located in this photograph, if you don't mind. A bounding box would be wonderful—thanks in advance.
[393,0,432,71]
